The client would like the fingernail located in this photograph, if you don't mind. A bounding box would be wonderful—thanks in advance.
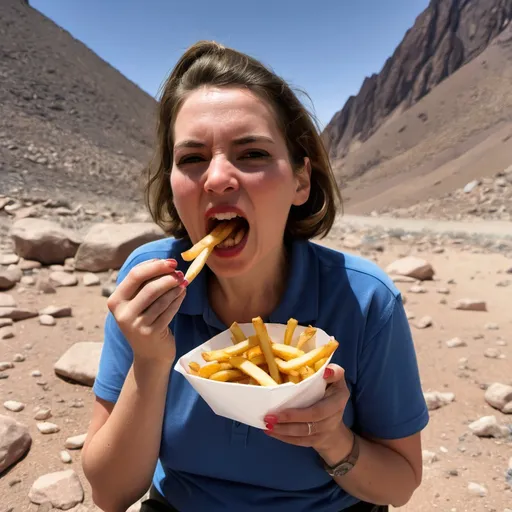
[323,368,334,379]
[180,279,189,288]
[265,422,274,431]
[264,415,278,425]
[175,270,184,279]
[166,259,177,267]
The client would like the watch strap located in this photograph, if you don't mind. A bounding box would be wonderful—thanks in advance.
[323,431,359,477]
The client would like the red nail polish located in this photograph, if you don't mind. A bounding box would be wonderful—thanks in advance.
[166,259,177,267]
[323,368,334,379]
[265,422,274,431]
[264,415,278,425]
[175,270,184,279]
[180,279,189,288]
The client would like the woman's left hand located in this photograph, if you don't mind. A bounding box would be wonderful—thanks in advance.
[263,364,352,454]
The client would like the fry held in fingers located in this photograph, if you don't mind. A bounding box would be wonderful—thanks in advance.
[185,318,339,387]
[181,220,239,284]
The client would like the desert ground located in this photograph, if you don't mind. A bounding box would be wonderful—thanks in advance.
[0,207,511,512]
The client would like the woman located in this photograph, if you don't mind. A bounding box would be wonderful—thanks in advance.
[82,41,429,512]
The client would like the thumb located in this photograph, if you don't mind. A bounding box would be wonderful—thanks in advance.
[323,364,349,395]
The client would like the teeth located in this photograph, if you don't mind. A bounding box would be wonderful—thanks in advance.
[211,212,241,221]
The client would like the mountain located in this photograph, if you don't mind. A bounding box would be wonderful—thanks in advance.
[0,0,157,209]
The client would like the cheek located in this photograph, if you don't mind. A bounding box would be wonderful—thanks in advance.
[170,170,197,212]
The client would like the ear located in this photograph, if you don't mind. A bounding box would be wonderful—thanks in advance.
[292,157,312,206]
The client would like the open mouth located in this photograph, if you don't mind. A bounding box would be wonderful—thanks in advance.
[207,214,250,250]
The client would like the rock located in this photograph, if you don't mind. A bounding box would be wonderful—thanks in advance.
[436,287,450,294]
[342,234,363,249]
[409,285,427,293]
[10,218,81,265]
[484,347,501,358]
[464,180,480,193]
[469,415,510,438]
[65,434,87,450]
[424,391,455,410]
[20,275,35,286]
[391,275,417,283]
[422,450,438,464]
[446,337,467,348]
[28,469,84,510]
[4,401,25,412]
[37,422,60,434]
[467,482,487,497]
[39,305,72,318]
[54,342,103,386]
[453,299,487,311]
[504,402,512,414]
[0,267,22,290]
[0,318,13,327]
[39,314,56,326]
[0,307,38,321]
[83,272,100,286]
[0,328,14,340]
[386,257,434,281]
[34,407,52,421]
[74,223,165,272]
[0,293,16,308]
[31,370,42,377]
[36,275,57,294]
[49,271,78,287]
[484,322,499,330]
[415,316,433,329]
[485,383,512,412]
[0,253,20,265]
[60,450,72,464]
[102,283,116,297]
[0,362,14,371]
[19,259,42,270]
[0,414,32,473]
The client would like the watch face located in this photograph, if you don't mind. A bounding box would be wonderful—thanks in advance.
[333,462,354,477]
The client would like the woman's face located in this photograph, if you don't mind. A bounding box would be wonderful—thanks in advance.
[170,86,310,278]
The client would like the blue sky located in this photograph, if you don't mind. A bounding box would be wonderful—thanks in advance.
[31,0,429,129]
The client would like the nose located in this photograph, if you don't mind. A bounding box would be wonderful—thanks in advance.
[203,155,239,195]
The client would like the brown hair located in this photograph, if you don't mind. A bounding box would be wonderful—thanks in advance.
[143,40,342,240]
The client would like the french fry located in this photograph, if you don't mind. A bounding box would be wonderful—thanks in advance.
[296,326,317,350]
[188,361,200,373]
[248,354,266,366]
[284,318,298,345]
[184,245,213,284]
[276,339,339,374]
[181,220,238,261]
[271,343,305,361]
[287,370,301,383]
[198,362,232,378]
[229,321,247,343]
[246,345,262,360]
[299,365,315,381]
[252,316,282,384]
[314,357,328,372]
[209,369,245,382]
[202,337,258,362]
[229,356,278,387]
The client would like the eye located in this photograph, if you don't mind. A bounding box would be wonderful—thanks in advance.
[240,150,270,160]
[177,155,205,165]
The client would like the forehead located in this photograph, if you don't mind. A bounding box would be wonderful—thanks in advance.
[173,86,281,141]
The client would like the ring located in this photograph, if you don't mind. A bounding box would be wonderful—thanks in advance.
[307,422,315,436]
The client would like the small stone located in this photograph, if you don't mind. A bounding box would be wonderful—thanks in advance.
[31,370,42,377]
[34,407,52,421]
[424,391,455,410]
[37,422,60,434]
[409,285,427,294]
[39,314,56,326]
[484,347,501,358]
[60,450,72,464]
[446,337,467,348]
[422,450,438,464]
[467,482,487,497]
[83,272,100,286]
[0,293,16,308]
[4,401,25,412]
[20,275,35,286]
[469,415,509,438]
[28,469,84,509]
[49,271,78,287]
[0,327,15,340]
[0,254,19,265]
[485,322,499,330]
[0,318,13,327]
[415,316,433,329]
[65,433,87,450]
[484,382,512,411]
[13,353,25,362]
[38,305,72,318]
[0,362,14,371]
[453,299,487,311]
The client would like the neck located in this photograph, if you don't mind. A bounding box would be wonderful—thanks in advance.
[208,242,290,326]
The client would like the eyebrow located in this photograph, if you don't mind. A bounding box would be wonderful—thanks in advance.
[174,135,275,150]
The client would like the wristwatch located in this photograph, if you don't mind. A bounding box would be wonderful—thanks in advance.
[322,431,359,477]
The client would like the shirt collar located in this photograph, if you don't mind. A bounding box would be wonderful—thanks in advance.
[178,238,319,328]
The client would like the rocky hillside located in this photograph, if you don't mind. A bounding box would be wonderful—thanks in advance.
[322,0,512,165]
[0,0,157,211]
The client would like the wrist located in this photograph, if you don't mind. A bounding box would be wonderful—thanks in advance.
[316,423,355,466]
[133,355,174,375]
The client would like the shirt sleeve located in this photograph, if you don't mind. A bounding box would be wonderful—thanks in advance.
[353,295,429,439]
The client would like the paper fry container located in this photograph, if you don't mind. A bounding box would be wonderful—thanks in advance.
[174,323,336,429]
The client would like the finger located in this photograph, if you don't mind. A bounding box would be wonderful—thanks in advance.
[112,259,178,302]
[128,271,185,317]
[272,388,347,424]
[267,415,336,438]
[136,283,187,325]
[152,288,187,331]
[264,431,322,447]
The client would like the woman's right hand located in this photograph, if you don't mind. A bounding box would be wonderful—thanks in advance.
[106,258,187,366]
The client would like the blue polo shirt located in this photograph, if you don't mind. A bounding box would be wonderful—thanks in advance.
[93,236,429,512]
